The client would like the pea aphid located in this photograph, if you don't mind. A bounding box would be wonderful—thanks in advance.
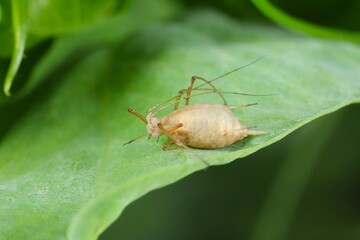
[125,57,267,163]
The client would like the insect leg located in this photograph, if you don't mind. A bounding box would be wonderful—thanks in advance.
[157,123,209,167]
[128,108,147,123]
[174,89,186,110]
[227,103,257,110]
[157,122,183,133]
[187,76,227,106]
[162,139,173,150]
[162,139,181,150]
[157,122,183,150]
[174,87,221,110]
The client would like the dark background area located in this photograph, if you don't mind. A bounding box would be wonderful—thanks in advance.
[182,0,360,30]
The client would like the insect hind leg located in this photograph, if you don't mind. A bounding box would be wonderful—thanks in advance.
[174,86,225,110]
[174,89,186,110]
[186,75,227,106]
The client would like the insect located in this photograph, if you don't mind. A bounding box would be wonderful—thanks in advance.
[125,57,267,164]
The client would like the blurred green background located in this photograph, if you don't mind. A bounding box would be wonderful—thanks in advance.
[1,0,359,239]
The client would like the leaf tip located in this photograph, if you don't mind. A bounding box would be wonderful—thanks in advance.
[3,81,12,96]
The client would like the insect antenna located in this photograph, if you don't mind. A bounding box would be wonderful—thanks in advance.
[153,90,266,115]
[193,55,266,91]
[153,92,209,115]
[228,103,258,110]
[147,94,181,113]
[123,133,149,146]
[149,56,267,114]
[187,88,274,97]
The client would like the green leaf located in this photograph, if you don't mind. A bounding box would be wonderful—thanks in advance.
[27,0,128,36]
[1,0,127,95]
[2,0,27,96]
[0,9,359,240]
[252,0,360,42]
[15,0,180,98]
[0,0,118,58]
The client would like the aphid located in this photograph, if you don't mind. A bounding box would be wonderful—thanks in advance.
[125,57,267,163]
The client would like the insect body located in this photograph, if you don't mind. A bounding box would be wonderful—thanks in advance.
[146,103,262,149]
[126,57,267,153]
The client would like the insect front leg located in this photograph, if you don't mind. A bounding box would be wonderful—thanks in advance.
[157,122,184,150]
[162,139,181,150]
[186,76,227,106]
[157,123,209,167]
[157,122,183,134]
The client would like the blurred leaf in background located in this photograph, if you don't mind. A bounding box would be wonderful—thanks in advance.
[269,0,360,31]
[0,0,128,57]
[0,0,359,240]
[0,0,128,95]
[252,0,360,41]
